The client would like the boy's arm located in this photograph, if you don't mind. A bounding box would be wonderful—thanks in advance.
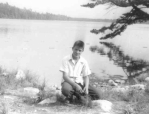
[82,61,91,94]
[83,75,89,94]
[63,72,83,92]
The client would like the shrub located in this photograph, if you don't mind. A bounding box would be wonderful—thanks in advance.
[133,94,149,114]
[140,105,149,114]
[145,82,149,94]
[0,103,8,114]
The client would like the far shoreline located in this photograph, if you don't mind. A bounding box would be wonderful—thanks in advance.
[0,17,114,23]
[1,18,149,25]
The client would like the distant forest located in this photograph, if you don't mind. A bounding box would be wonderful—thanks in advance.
[0,3,114,22]
[0,3,70,20]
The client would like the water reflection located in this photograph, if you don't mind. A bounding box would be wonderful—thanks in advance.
[0,27,8,34]
[90,42,149,84]
[0,25,30,36]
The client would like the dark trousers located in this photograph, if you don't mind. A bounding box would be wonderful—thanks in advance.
[61,82,100,100]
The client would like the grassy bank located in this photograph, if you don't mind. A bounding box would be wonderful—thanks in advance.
[0,67,149,114]
[0,68,40,92]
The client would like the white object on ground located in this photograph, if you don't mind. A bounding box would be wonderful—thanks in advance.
[4,95,15,100]
[108,80,118,86]
[145,77,149,82]
[15,69,26,80]
[2,72,8,76]
[92,100,113,112]
[23,87,40,96]
[38,97,57,105]
[130,84,145,90]
[112,86,129,93]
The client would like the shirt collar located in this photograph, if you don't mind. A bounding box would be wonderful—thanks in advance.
[69,54,83,62]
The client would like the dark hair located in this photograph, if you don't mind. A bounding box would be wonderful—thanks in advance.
[73,40,85,49]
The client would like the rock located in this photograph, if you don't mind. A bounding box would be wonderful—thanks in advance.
[38,98,51,105]
[121,80,126,84]
[115,80,125,84]
[94,82,98,85]
[115,80,121,83]
[2,72,8,76]
[23,87,40,96]
[38,97,57,105]
[92,84,96,87]
[108,80,118,86]
[130,84,145,90]
[92,100,113,112]
[145,77,149,83]
[15,69,26,80]
[4,95,15,100]
[112,86,129,93]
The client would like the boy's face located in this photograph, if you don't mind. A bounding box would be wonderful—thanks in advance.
[72,46,84,59]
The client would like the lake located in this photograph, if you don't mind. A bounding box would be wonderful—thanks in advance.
[0,19,149,86]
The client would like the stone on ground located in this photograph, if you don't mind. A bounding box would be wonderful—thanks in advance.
[15,69,26,80]
[108,80,118,86]
[92,100,113,112]
[145,77,149,83]
[130,84,145,90]
[23,87,40,96]
[38,96,57,105]
[112,86,129,93]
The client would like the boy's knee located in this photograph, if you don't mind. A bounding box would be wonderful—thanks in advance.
[61,82,74,97]
[62,88,71,96]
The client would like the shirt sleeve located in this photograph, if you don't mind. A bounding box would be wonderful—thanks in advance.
[82,61,91,77]
[59,58,69,73]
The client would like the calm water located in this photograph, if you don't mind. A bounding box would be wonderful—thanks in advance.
[0,19,149,86]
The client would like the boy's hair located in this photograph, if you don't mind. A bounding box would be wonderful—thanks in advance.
[73,40,85,49]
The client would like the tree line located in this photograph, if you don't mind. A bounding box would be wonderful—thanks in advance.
[0,3,70,20]
[0,3,114,22]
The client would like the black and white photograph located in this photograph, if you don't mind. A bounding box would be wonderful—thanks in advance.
[0,0,149,114]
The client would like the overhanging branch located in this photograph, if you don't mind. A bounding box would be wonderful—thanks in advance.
[82,0,149,8]
[91,7,149,40]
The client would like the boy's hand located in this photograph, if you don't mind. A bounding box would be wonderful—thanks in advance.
[83,86,89,94]
[75,84,83,93]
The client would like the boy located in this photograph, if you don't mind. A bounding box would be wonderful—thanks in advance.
[60,40,100,104]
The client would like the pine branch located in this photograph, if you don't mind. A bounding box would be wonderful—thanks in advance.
[82,0,149,8]
[89,7,149,40]
[82,0,149,40]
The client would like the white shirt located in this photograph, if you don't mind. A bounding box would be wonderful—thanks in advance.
[59,55,91,84]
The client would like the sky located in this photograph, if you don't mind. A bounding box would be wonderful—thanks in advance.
[0,0,131,19]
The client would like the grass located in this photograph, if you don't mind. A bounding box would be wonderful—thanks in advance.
[0,68,17,91]
[0,67,149,114]
[89,74,149,114]
[0,103,8,114]
[0,68,42,90]
[102,84,149,114]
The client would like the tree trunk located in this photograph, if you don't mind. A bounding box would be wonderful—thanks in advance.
[127,76,138,85]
